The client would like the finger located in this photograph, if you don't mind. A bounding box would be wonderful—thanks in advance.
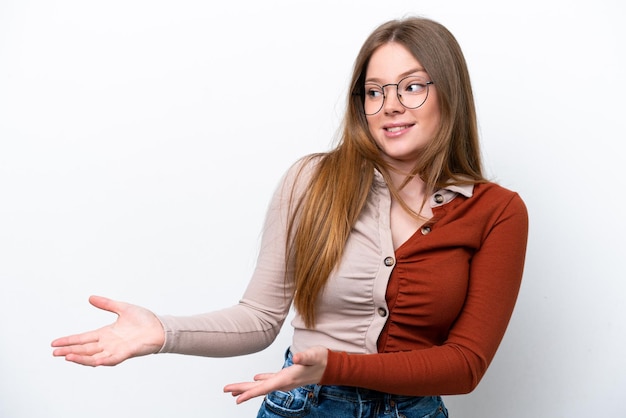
[89,295,122,315]
[63,353,102,367]
[235,384,273,404]
[233,379,292,404]
[292,352,311,365]
[253,373,275,381]
[64,348,126,367]
[52,341,102,357]
[223,381,260,394]
[293,346,327,366]
[51,331,100,348]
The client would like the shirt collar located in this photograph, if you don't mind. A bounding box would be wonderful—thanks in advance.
[442,183,474,198]
[430,183,474,208]
[372,169,474,207]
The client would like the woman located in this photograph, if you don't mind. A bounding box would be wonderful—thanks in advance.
[52,17,528,417]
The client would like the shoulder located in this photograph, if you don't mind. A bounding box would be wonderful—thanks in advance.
[281,154,324,188]
[272,154,325,202]
[470,181,528,223]
[286,153,324,177]
[473,182,525,204]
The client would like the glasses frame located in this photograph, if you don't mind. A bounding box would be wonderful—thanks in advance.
[359,76,434,116]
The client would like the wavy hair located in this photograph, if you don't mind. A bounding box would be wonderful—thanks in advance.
[288,17,485,328]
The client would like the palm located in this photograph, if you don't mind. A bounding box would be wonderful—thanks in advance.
[51,296,165,367]
[223,346,328,404]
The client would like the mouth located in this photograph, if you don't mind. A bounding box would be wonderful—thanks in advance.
[384,124,414,133]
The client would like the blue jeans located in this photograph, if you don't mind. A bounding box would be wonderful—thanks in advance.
[256,350,449,418]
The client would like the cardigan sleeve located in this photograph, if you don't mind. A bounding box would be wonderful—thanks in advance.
[319,192,529,395]
[156,160,313,357]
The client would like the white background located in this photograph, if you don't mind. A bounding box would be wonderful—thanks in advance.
[1,0,624,417]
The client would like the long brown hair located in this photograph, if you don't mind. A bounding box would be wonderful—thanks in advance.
[288,17,485,328]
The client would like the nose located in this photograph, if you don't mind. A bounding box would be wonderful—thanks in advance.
[382,85,405,114]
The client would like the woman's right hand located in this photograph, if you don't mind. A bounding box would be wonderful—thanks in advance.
[51,295,165,367]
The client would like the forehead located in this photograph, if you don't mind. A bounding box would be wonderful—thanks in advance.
[365,42,425,81]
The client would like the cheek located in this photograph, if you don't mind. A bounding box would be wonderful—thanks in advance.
[426,96,442,129]
[427,111,442,132]
[365,118,384,150]
[365,116,377,136]
[418,102,442,135]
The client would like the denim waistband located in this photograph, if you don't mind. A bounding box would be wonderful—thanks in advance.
[300,383,422,404]
[283,348,423,403]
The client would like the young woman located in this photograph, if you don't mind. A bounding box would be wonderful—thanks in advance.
[52,17,528,417]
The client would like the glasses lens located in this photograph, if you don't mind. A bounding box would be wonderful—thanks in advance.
[363,83,384,115]
[397,77,429,109]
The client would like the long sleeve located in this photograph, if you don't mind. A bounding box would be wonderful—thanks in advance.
[320,185,529,395]
[156,161,312,357]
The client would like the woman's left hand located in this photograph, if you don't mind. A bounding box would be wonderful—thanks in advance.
[223,346,329,404]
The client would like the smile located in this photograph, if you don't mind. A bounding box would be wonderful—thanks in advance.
[384,124,413,133]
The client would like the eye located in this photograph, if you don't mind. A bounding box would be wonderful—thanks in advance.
[364,84,383,100]
[404,81,426,94]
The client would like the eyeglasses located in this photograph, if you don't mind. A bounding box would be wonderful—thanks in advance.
[360,76,434,116]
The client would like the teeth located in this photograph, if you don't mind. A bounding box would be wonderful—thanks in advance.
[385,126,408,132]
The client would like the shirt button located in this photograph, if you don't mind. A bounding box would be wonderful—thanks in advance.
[434,194,444,204]
[378,307,388,317]
[421,226,431,235]
[384,256,395,266]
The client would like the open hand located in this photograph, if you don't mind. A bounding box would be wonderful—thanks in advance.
[223,346,328,404]
[51,295,165,367]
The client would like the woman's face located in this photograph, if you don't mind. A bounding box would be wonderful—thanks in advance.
[364,42,441,171]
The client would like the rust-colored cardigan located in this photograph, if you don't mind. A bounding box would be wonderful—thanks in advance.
[321,180,528,395]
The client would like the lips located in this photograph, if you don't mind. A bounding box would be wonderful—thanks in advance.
[384,125,412,132]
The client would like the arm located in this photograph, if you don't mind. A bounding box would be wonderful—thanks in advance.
[52,160,312,364]
[320,193,529,395]
[224,191,529,402]
[156,160,313,357]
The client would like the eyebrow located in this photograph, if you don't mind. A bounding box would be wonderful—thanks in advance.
[365,67,427,84]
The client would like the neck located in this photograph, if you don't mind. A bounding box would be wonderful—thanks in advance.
[385,169,428,209]
[385,162,425,190]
